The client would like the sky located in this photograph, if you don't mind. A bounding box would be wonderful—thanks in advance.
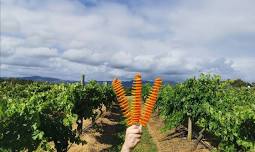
[1,0,255,82]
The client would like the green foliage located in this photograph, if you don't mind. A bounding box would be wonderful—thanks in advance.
[0,80,116,151]
[142,83,152,101]
[124,87,132,96]
[143,74,255,151]
[72,81,116,124]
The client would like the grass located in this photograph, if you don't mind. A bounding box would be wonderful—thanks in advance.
[133,127,157,152]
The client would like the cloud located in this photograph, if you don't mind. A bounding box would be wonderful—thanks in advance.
[62,48,106,66]
[14,47,58,58]
[1,0,255,82]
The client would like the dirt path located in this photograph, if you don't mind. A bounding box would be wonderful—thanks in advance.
[68,105,126,152]
[147,114,210,152]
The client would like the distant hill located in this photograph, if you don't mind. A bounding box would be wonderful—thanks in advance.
[1,76,177,86]
[1,76,75,83]
[87,80,176,87]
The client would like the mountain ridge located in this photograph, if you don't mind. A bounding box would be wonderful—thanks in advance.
[0,76,177,87]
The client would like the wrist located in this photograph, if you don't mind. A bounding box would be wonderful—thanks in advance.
[121,142,132,152]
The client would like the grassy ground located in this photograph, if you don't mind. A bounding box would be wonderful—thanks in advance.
[133,127,157,152]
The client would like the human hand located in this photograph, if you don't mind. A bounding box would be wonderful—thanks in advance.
[121,125,142,152]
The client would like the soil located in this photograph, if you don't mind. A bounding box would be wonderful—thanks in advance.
[147,114,211,152]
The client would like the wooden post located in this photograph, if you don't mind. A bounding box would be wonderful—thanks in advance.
[187,117,192,141]
[81,74,85,85]
[157,107,160,117]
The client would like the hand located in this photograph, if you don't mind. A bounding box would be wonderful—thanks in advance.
[121,125,142,152]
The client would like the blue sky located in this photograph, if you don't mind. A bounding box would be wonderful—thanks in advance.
[1,0,255,81]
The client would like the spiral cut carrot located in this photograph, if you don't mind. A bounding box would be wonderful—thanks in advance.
[131,73,142,124]
[112,74,162,127]
[140,77,162,127]
[112,79,133,126]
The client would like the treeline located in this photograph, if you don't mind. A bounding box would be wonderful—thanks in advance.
[230,78,255,87]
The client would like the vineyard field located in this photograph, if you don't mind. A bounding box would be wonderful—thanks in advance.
[0,74,255,152]
[148,74,255,151]
[0,79,116,151]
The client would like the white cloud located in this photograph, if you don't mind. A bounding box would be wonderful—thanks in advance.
[14,47,58,58]
[108,51,133,69]
[62,48,106,66]
[232,57,255,81]
[1,0,255,81]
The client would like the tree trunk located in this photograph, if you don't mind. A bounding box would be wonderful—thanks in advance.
[77,74,85,134]
[77,116,83,134]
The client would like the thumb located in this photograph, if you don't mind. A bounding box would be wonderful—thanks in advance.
[139,125,142,132]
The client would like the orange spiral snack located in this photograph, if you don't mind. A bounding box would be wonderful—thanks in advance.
[140,77,162,126]
[131,73,142,124]
[112,79,133,126]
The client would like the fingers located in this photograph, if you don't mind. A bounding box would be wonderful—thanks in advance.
[126,132,142,140]
[129,125,140,129]
[133,134,141,139]
[122,125,143,151]
[129,134,141,145]
[127,125,143,134]
[127,129,142,134]
[127,131,142,141]
[139,125,142,132]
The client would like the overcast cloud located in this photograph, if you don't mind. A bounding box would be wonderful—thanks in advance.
[1,0,255,81]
